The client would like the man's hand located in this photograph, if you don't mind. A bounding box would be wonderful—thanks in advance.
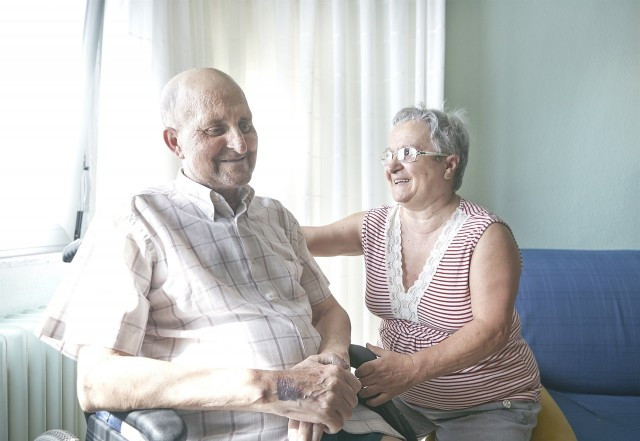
[284,353,360,440]
[354,344,420,407]
[288,420,326,441]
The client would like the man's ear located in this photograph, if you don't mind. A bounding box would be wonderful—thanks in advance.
[163,128,184,159]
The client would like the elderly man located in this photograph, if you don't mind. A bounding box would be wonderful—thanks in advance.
[37,68,402,441]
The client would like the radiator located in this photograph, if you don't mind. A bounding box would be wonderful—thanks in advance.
[0,308,86,441]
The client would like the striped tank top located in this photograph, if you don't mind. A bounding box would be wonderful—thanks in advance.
[362,198,541,410]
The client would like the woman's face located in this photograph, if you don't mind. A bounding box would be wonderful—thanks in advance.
[384,120,451,209]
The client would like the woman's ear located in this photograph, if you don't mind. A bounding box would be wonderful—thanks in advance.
[445,154,459,177]
[163,128,184,159]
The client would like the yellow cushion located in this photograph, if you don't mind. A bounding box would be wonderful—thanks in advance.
[531,387,577,441]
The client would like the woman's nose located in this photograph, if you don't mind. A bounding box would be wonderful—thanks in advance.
[385,157,403,173]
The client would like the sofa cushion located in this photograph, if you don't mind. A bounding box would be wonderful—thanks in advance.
[547,389,640,441]
[515,249,640,395]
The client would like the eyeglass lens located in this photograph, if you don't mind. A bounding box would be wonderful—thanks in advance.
[382,147,416,164]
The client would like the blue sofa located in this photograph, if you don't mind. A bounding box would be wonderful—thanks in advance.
[515,249,640,441]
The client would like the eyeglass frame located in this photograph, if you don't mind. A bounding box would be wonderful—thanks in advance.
[380,146,449,165]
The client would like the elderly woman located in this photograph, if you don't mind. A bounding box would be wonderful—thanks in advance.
[303,106,541,441]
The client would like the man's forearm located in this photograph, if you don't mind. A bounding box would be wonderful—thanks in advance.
[77,346,360,434]
[77,346,272,412]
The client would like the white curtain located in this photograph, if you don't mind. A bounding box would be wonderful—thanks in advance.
[94,0,446,345]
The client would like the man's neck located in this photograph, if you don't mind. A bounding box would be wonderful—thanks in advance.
[216,187,243,213]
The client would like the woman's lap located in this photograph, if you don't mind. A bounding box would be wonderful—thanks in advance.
[393,397,541,441]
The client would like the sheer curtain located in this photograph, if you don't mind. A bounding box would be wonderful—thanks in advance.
[94,0,445,345]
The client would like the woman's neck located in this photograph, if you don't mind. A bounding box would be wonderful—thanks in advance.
[400,193,459,236]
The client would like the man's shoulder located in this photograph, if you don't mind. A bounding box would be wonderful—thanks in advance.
[249,194,302,232]
[104,181,181,221]
[134,181,177,198]
[128,181,180,206]
[251,194,288,214]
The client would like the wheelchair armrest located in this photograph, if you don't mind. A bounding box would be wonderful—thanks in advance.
[348,344,417,441]
[85,409,187,441]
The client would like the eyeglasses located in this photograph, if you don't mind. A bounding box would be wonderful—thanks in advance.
[380,146,448,165]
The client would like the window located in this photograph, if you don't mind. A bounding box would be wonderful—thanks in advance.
[0,1,87,257]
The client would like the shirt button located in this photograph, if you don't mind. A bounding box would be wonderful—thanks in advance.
[502,399,512,408]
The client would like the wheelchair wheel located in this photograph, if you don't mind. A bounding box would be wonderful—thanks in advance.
[33,429,80,441]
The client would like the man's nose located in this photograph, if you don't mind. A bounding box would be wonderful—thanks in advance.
[227,127,247,154]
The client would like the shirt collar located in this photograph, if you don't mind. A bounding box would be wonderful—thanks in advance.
[175,169,255,219]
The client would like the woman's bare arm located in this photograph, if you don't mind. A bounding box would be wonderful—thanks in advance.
[302,212,366,257]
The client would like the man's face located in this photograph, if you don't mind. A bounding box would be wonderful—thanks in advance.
[174,82,258,194]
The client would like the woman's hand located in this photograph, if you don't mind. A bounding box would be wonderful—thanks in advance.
[354,344,421,406]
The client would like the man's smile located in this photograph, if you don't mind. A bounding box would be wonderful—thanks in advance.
[217,155,247,163]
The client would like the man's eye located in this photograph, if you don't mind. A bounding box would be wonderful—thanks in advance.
[239,121,252,134]
[204,126,225,136]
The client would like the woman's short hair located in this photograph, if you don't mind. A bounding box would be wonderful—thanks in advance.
[392,104,469,191]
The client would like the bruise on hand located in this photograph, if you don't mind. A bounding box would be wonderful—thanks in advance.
[276,375,305,401]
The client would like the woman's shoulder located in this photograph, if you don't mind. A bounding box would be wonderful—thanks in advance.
[361,205,394,247]
[364,204,394,226]
[459,198,505,224]
[367,204,393,214]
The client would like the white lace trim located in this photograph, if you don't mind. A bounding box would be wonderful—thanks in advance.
[386,205,469,322]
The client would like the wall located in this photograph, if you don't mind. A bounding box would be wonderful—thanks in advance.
[445,0,639,249]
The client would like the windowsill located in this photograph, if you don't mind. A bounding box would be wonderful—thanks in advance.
[0,251,63,269]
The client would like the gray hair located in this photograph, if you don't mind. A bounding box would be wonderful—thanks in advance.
[392,104,469,191]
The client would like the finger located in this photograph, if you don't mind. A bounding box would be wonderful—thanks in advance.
[365,342,385,356]
[312,352,349,369]
[312,423,325,441]
[288,419,300,440]
[344,371,362,393]
[326,352,350,369]
[358,384,379,399]
[354,362,374,379]
[297,421,314,441]
[323,415,342,435]
[343,384,360,408]
[327,405,351,434]
[366,392,391,407]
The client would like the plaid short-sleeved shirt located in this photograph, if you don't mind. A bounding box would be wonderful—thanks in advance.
[37,172,401,440]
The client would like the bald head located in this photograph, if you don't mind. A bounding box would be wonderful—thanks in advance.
[160,68,248,130]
